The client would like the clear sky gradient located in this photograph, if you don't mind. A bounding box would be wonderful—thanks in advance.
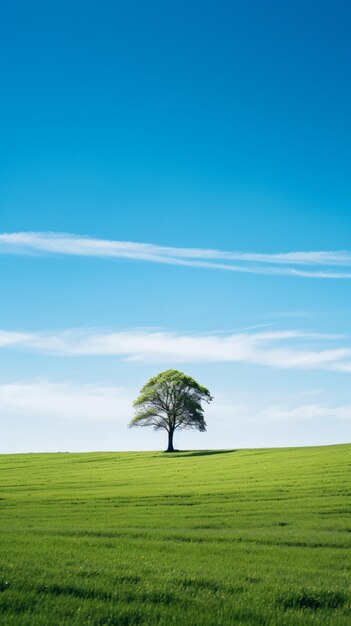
[1,1,350,452]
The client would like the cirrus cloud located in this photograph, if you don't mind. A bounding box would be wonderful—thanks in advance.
[1,381,350,424]
[1,327,350,373]
[1,231,351,278]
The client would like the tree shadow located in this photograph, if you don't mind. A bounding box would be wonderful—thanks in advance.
[167,449,238,458]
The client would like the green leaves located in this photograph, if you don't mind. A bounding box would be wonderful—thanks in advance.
[130,370,213,444]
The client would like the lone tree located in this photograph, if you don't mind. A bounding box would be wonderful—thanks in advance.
[130,369,213,452]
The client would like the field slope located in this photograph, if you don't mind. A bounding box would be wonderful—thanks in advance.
[0,444,350,625]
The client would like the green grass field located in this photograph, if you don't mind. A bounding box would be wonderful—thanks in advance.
[0,444,350,625]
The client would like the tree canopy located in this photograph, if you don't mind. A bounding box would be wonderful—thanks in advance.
[130,369,213,452]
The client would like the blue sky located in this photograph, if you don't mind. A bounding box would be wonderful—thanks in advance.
[1,1,350,452]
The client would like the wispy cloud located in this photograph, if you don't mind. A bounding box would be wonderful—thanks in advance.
[0,381,132,422]
[1,327,351,372]
[0,331,32,347]
[208,396,351,424]
[1,231,351,278]
[1,381,350,425]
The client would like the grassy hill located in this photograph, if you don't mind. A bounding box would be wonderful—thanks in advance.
[0,444,350,625]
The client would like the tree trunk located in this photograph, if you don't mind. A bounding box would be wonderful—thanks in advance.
[165,428,175,452]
